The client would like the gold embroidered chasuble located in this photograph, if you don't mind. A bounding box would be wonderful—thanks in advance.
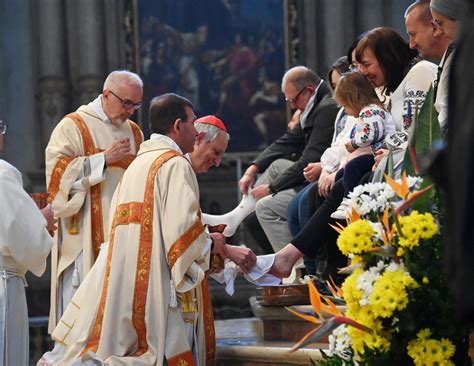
[45,104,143,333]
[45,139,216,365]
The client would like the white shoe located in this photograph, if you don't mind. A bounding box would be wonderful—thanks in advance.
[330,200,350,220]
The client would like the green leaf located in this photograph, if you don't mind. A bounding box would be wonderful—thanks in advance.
[385,149,394,178]
[402,86,441,174]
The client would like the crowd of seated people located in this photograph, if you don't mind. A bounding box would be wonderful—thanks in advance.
[267,0,463,282]
[213,0,463,286]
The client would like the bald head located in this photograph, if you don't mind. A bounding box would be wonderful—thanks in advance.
[281,66,321,111]
[281,66,320,92]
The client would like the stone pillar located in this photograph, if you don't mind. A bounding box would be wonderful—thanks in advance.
[36,0,70,156]
[0,0,38,190]
[66,0,107,106]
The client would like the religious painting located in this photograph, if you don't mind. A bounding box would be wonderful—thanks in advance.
[138,0,287,151]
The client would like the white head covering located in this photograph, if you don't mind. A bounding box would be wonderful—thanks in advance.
[430,0,466,21]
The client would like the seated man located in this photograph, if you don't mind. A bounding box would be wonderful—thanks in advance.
[205,66,339,252]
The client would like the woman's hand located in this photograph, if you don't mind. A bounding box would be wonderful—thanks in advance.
[318,170,336,198]
[373,149,388,171]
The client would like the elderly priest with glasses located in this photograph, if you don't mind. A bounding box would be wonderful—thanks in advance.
[44,70,144,334]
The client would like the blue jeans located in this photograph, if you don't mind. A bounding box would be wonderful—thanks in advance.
[287,182,319,274]
[287,182,313,236]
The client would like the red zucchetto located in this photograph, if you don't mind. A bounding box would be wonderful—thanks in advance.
[194,115,228,133]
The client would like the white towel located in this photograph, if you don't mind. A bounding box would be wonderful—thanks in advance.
[210,254,281,295]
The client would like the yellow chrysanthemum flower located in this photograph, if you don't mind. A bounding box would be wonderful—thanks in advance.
[418,212,438,239]
[341,269,363,310]
[370,270,418,318]
[348,317,390,358]
[439,337,456,358]
[337,219,375,255]
[395,211,439,251]
[407,329,455,366]
[417,328,432,340]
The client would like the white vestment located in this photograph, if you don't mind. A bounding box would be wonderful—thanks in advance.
[45,97,143,332]
[39,138,216,366]
[0,160,53,365]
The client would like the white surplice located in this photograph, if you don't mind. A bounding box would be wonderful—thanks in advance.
[0,159,53,366]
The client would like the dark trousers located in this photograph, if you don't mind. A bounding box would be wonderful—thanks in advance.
[335,154,375,197]
[291,179,347,279]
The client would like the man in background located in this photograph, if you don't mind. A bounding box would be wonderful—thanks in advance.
[239,66,338,252]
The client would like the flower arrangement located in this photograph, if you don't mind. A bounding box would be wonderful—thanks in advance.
[288,173,464,365]
[287,88,469,365]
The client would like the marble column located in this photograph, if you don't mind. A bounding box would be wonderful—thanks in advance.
[36,0,70,157]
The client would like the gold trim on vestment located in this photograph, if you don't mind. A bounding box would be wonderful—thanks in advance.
[47,157,74,204]
[67,113,105,259]
[130,120,143,153]
[167,350,195,366]
[57,319,76,344]
[82,150,180,357]
[167,217,205,270]
[201,274,216,366]
[132,151,180,356]
[113,202,143,226]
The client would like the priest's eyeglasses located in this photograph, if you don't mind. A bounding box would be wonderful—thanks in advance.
[0,121,7,135]
[285,86,308,105]
[109,91,143,111]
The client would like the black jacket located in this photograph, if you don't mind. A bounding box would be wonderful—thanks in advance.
[252,82,339,193]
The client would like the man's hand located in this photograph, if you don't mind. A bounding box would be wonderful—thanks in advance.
[41,205,57,235]
[104,137,131,164]
[373,149,388,171]
[209,232,226,255]
[250,184,271,201]
[318,170,336,198]
[224,245,257,273]
[239,165,258,194]
[287,110,301,130]
[303,162,322,183]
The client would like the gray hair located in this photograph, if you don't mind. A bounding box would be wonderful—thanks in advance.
[281,66,321,92]
[195,123,230,142]
[103,70,143,91]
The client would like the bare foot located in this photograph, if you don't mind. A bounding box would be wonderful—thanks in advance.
[269,244,304,278]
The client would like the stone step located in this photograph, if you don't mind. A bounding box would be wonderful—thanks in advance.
[215,318,327,366]
[250,296,345,343]
[216,343,325,366]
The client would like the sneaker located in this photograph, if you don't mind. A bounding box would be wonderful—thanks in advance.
[330,200,350,220]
